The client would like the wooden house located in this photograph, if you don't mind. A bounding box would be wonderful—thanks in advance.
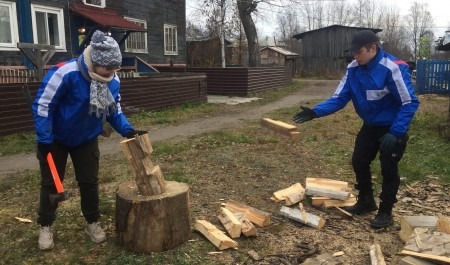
[260,46,298,75]
[293,25,382,77]
[186,36,233,67]
[0,0,186,71]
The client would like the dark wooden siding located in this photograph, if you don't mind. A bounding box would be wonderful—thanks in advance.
[0,73,206,137]
[4,0,185,66]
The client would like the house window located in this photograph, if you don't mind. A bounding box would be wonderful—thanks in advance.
[0,0,19,50]
[124,18,147,53]
[31,4,66,50]
[164,24,178,55]
[82,0,105,8]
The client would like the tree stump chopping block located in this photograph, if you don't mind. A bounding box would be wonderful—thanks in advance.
[116,180,191,253]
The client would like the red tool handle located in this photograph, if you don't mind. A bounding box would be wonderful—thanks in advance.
[47,153,65,193]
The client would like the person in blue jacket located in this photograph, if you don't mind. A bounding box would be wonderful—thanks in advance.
[32,30,146,250]
[293,30,419,229]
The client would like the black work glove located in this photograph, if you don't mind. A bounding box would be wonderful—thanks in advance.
[379,133,397,153]
[293,106,316,124]
[37,143,52,160]
[125,130,148,139]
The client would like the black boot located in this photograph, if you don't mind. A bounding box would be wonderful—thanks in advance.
[370,202,393,229]
[343,191,377,215]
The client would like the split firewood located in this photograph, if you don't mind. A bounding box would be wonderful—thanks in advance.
[370,243,386,265]
[223,200,271,227]
[305,177,351,201]
[272,183,305,206]
[261,117,300,140]
[399,216,438,243]
[120,133,165,196]
[234,212,257,237]
[218,207,242,238]
[436,216,450,234]
[280,206,325,229]
[194,220,238,250]
[401,250,450,264]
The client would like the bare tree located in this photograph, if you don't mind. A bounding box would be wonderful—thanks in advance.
[236,0,260,67]
[405,1,434,60]
[275,10,303,51]
[325,0,356,26]
[379,6,412,60]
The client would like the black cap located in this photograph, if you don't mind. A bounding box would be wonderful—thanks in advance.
[348,30,379,52]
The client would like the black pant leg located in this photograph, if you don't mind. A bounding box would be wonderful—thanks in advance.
[70,139,100,223]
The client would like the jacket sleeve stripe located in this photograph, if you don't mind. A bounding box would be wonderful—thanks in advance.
[383,58,412,105]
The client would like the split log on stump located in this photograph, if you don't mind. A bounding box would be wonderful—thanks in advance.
[116,180,191,253]
[120,133,165,196]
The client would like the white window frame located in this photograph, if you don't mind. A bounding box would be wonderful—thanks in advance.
[0,0,19,50]
[30,4,66,51]
[164,24,178,55]
[82,0,105,8]
[124,17,147,53]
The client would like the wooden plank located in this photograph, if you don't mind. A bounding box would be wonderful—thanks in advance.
[401,250,450,264]
[399,216,438,243]
[311,196,330,207]
[323,195,357,208]
[194,220,238,250]
[280,206,325,229]
[218,207,242,238]
[370,243,386,265]
[306,177,350,191]
[401,256,438,265]
[224,200,271,227]
[272,183,305,206]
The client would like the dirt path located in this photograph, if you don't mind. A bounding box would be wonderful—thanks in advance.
[0,79,339,177]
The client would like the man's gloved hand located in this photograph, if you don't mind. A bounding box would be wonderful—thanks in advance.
[125,130,148,139]
[293,106,316,124]
[37,143,52,160]
[379,133,397,153]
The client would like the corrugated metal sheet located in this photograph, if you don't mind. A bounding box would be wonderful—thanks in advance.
[0,73,207,137]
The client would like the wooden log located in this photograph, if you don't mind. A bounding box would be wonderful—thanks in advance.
[306,177,350,191]
[194,220,238,250]
[280,206,325,229]
[234,212,257,237]
[272,183,305,206]
[305,185,350,201]
[224,200,271,227]
[218,207,242,238]
[323,195,357,208]
[120,133,164,196]
[401,250,450,264]
[399,216,438,243]
[261,118,299,140]
[116,180,191,253]
[370,243,386,265]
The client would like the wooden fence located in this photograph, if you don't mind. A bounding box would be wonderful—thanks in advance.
[0,73,207,137]
[416,60,450,95]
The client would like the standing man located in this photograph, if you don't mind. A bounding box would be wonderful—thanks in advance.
[33,30,146,250]
[293,30,419,229]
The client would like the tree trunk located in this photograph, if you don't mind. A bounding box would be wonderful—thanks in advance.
[237,0,260,67]
[116,180,191,253]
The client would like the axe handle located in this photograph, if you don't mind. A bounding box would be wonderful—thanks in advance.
[46,153,65,193]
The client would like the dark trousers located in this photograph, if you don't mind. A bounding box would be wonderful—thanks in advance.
[37,139,100,226]
[352,124,408,205]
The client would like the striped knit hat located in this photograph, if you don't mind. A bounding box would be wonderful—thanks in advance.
[90,30,122,67]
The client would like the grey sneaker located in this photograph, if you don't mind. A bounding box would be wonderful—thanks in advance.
[38,226,54,250]
[85,222,106,243]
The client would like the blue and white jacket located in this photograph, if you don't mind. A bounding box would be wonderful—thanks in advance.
[32,55,134,147]
[313,47,419,137]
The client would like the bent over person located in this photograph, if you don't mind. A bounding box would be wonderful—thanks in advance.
[33,30,146,250]
[293,30,419,229]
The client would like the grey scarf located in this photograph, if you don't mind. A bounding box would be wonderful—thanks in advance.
[83,46,117,119]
